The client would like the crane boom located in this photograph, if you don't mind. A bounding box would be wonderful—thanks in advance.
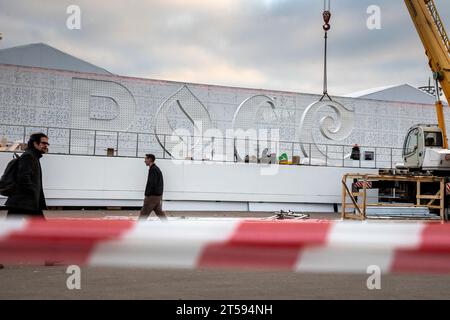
[426,0,450,55]
[405,0,450,148]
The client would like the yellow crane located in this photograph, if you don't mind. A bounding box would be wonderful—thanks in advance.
[401,0,450,171]
[341,1,450,221]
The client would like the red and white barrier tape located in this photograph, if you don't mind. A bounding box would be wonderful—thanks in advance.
[1,218,450,273]
[353,181,373,189]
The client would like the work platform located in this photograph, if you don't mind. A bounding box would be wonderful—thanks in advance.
[342,173,447,221]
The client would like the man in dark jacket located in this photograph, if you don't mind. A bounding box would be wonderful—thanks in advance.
[6,132,48,218]
[139,154,167,220]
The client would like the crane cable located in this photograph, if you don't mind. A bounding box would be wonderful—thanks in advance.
[320,0,332,101]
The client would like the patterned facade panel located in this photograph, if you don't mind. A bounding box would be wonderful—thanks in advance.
[207,87,238,104]
[272,94,296,109]
[150,82,184,99]
[1,64,450,156]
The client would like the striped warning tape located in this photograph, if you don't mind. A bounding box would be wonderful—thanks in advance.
[353,181,373,189]
[1,218,450,273]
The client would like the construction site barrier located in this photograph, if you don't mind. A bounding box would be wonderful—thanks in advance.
[1,218,450,273]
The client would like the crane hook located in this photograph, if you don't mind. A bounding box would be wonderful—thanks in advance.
[323,11,331,31]
[323,0,331,31]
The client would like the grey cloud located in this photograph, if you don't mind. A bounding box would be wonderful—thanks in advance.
[0,0,449,95]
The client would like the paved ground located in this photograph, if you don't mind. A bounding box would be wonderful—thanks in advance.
[0,210,449,300]
[0,209,339,220]
[1,266,449,300]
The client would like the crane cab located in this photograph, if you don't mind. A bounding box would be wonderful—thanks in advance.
[403,124,450,172]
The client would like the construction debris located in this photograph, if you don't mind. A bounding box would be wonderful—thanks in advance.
[267,210,310,220]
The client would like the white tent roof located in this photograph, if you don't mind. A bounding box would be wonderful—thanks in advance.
[0,43,112,75]
[345,83,441,105]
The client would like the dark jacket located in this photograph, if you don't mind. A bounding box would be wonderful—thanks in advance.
[350,145,360,160]
[145,164,164,196]
[5,148,47,214]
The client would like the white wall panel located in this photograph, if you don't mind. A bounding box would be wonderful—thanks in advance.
[0,153,377,207]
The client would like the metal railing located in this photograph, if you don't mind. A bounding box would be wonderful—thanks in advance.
[0,124,404,169]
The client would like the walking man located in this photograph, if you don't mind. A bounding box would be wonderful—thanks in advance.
[6,132,49,218]
[139,154,167,220]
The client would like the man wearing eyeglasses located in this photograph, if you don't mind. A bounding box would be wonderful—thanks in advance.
[5,132,49,219]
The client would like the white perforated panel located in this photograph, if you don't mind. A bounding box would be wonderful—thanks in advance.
[0,64,447,162]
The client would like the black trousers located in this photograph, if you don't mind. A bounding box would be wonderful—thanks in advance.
[139,195,167,220]
[7,208,45,219]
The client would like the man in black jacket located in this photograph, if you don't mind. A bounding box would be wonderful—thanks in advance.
[6,132,48,218]
[139,154,167,220]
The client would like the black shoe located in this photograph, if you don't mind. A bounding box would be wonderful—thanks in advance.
[44,261,63,266]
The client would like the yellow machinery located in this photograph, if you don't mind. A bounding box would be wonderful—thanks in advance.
[342,1,450,220]
[399,0,450,171]
[406,0,450,141]
[405,0,450,149]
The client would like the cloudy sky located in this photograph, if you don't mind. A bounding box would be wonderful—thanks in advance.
[1,0,450,96]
